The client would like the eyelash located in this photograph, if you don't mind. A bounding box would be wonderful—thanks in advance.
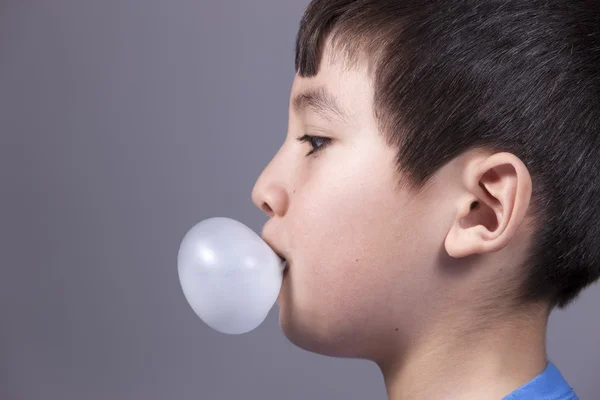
[296,134,332,157]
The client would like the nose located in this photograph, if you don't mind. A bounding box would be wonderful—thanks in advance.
[252,162,290,218]
[253,185,288,217]
[252,157,289,217]
[252,178,289,218]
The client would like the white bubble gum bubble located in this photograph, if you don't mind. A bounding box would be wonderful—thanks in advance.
[177,217,285,334]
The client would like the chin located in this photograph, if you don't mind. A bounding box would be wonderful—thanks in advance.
[278,305,369,359]
[279,317,347,357]
[276,268,383,359]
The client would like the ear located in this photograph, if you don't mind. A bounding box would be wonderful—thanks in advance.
[444,152,532,258]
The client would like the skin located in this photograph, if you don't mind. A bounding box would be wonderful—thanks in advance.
[252,39,550,400]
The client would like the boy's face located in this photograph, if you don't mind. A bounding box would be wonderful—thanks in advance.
[252,45,470,358]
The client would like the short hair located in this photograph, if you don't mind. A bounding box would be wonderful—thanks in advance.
[295,0,600,309]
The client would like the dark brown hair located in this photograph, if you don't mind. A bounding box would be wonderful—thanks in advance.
[295,0,600,309]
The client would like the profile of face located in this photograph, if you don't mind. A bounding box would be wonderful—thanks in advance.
[251,41,533,362]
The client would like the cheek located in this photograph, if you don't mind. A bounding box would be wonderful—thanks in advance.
[286,153,405,320]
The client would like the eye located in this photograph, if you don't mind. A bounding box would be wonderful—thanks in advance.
[296,134,332,156]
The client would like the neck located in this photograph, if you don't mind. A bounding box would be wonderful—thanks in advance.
[378,305,549,400]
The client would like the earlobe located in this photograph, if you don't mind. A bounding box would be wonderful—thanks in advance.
[444,152,532,259]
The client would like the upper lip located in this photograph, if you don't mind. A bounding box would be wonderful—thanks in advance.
[262,235,287,262]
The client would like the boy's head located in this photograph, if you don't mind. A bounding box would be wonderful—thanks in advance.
[252,0,600,362]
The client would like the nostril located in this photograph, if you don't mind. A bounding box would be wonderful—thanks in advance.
[261,202,273,216]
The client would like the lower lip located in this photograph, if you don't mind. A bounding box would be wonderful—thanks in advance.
[282,262,289,278]
[277,265,288,304]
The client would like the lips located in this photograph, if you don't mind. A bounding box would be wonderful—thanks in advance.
[275,252,287,266]
[281,258,289,274]
[261,235,289,273]
[275,253,289,275]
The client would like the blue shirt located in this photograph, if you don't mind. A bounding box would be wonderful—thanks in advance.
[502,361,579,400]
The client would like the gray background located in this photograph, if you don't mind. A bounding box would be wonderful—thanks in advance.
[0,1,598,399]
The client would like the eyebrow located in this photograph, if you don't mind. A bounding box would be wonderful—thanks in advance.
[292,86,352,124]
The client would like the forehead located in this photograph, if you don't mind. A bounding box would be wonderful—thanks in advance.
[290,46,375,124]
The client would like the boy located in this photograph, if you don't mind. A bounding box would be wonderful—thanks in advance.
[251,1,598,398]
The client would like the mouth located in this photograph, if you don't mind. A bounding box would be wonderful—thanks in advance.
[262,236,288,273]
[270,247,286,266]
[276,253,289,276]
